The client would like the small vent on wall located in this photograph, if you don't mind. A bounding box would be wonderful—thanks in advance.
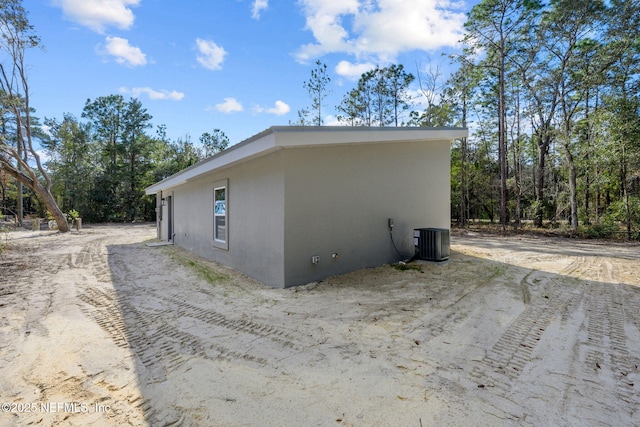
[414,228,450,261]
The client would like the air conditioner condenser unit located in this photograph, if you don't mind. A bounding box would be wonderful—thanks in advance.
[414,228,450,261]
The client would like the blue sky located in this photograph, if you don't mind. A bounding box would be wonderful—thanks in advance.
[25,0,475,145]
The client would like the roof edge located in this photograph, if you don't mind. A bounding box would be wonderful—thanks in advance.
[145,126,468,194]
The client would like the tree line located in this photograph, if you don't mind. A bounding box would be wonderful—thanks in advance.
[0,0,225,227]
[1,0,639,238]
[296,0,640,239]
[453,0,640,238]
[3,94,229,223]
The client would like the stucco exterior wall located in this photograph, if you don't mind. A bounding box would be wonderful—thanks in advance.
[147,127,463,289]
[165,151,286,287]
[281,140,450,287]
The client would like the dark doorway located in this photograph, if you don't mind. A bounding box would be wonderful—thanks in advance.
[167,195,173,242]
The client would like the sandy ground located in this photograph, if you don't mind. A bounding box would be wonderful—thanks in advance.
[0,223,639,427]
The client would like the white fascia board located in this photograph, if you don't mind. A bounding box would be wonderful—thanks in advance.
[145,131,278,194]
[274,127,468,147]
[145,126,468,195]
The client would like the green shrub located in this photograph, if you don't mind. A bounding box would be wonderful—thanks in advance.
[67,209,80,222]
[577,221,616,239]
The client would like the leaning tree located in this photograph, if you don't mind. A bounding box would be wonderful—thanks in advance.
[0,0,69,231]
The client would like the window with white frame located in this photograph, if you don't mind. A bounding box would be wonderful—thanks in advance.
[213,179,228,249]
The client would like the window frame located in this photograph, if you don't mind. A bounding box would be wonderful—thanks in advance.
[213,179,229,250]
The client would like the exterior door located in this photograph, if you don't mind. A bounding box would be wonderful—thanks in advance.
[167,195,173,242]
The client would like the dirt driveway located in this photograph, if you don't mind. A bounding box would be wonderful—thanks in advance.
[1,224,639,426]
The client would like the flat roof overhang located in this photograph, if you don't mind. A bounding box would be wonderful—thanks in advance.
[145,126,468,195]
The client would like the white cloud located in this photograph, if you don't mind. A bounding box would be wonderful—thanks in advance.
[335,60,375,79]
[54,0,140,33]
[196,38,227,71]
[323,114,343,126]
[254,100,291,115]
[215,98,243,113]
[252,0,269,19]
[296,0,359,62]
[120,87,185,101]
[268,100,290,115]
[101,36,147,67]
[295,0,466,63]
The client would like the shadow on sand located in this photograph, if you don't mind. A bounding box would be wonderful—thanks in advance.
[97,233,640,426]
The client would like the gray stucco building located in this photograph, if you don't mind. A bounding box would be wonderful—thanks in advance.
[145,126,467,288]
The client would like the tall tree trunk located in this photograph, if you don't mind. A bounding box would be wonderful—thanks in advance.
[583,91,592,225]
[498,40,508,228]
[534,133,549,227]
[17,138,23,225]
[565,146,578,230]
[460,136,468,227]
[459,90,468,227]
[621,145,632,240]
[513,85,522,230]
[625,190,631,240]
[595,168,600,224]
[0,172,6,216]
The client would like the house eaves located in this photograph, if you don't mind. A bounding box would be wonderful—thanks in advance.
[145,126,468,195]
